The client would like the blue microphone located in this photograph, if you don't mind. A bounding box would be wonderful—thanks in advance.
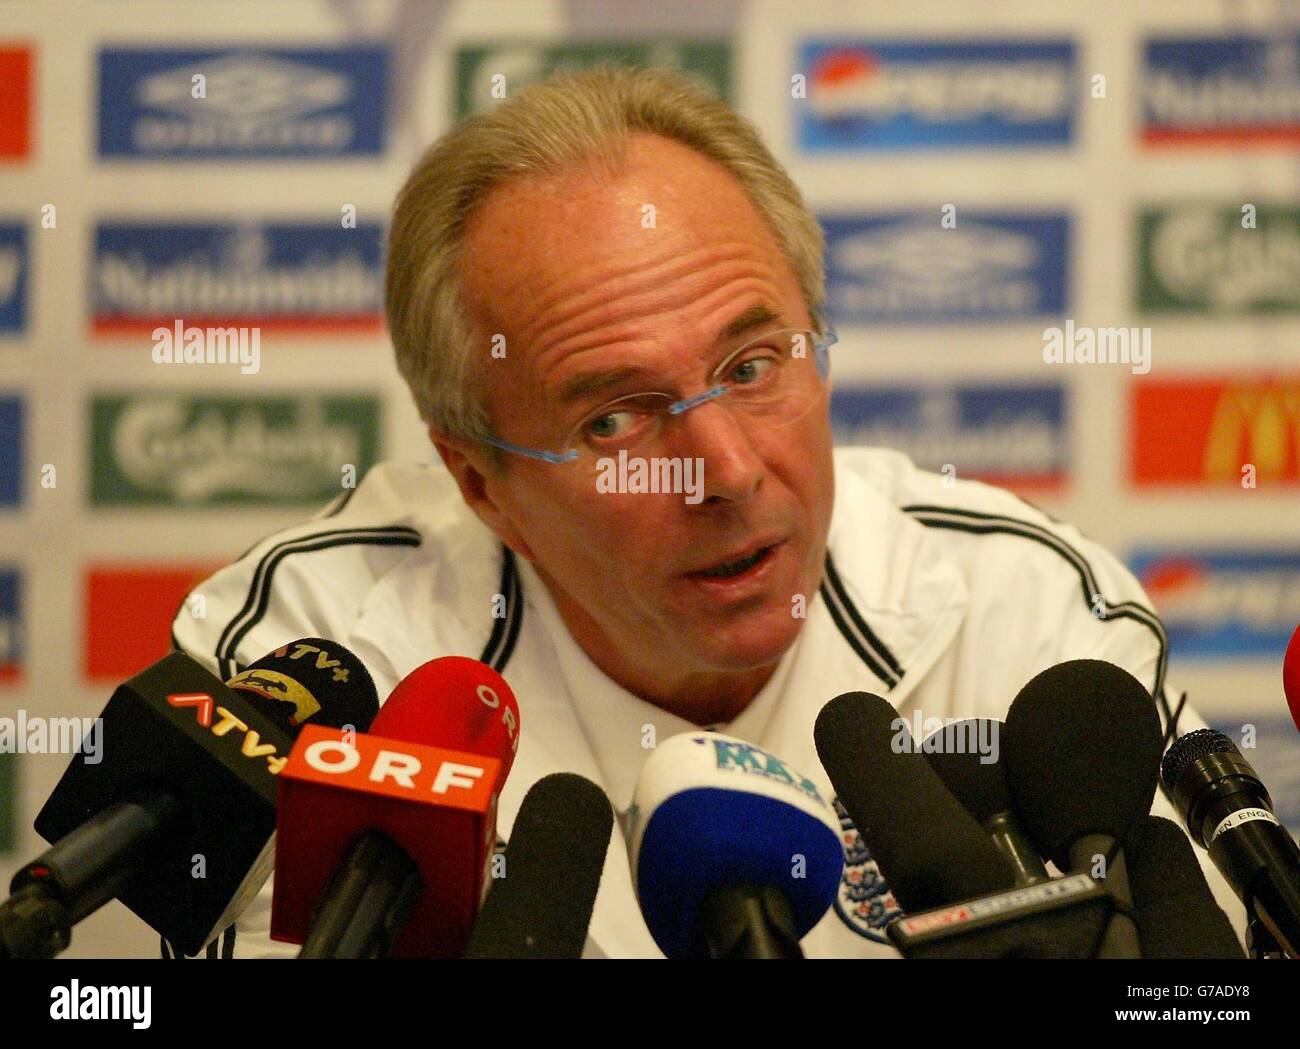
[627,732,843,959]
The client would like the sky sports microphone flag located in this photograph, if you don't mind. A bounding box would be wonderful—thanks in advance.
[6,639,378,959]
[273,656,520,958]
[627,732,843,959]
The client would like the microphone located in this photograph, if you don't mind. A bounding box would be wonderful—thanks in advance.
[815,692,1016,913]
[1003,659,1164,959]
[273,656,520,958]
[1124,814,1245,959]
[1160,728,1300,958]
[2,639,378,959]
[463,773,613,959]
[921,719,1049,886]
[1284,623,1300,733]
[627,732,843,959]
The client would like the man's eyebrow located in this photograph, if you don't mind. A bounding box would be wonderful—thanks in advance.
[554,305,787,405]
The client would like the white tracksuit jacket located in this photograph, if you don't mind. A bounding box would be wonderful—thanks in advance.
[167,446,1247,959]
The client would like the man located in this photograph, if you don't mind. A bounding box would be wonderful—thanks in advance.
[170,66,1243,958]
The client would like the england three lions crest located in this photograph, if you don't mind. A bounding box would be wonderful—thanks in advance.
[832,796,902,942]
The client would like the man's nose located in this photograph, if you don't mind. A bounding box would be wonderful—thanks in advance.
[669,400,764,503]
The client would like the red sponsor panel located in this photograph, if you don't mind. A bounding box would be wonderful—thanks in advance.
[83,564,222,682]
[1130,378,1300,487]
[0,46,32,160]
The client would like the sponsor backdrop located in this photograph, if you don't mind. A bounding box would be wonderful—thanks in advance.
[0,0,1296,957]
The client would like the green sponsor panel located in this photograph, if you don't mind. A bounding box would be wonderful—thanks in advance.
[89,393,382,508]
[0,750,16,854]
[1138,205,1300,314]
[455,40,732,118]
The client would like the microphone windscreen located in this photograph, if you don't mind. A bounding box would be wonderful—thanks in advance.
[1004,659,1163,868]
[376,656,520,773]
[1284,624,1300,733]
[629,733,842,958]
[1126,815,1244,959]
[227,637,379,734]
[815,693,1014,911]
[921,719,1009,824]
[464,774,613,959]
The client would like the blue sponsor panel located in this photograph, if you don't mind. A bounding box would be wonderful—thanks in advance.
[799,39,1076,151]
[0,396,21,507]
[830,382,1069,490]
[0,568,21,683]
[823,211,1069,323]
[98,47,389,159]
[1131,550,1300,658]
[91,221,384,333]
[1141,35,1300,144]
[0,224,27,334]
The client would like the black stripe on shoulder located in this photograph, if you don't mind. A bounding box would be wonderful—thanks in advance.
[819,552,901,689]
[478,545,524,673]
[901,505,1175,732]
[214,526,422,680]
[824,552,904,680]
[321,484,359,519]
[221,923,236,959]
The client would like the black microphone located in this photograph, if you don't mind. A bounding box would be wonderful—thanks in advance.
[1004,659,1164,959]
[1,638,378,958]
[1160,728,1300,958]
[921,719,1049,886]
[1125,814,1244,959]
[815,692,1016,912]
[464,773,614,959]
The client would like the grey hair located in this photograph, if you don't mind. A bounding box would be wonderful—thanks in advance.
[385,64,826,453]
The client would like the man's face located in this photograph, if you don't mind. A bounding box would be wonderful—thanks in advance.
[453,133,835,694]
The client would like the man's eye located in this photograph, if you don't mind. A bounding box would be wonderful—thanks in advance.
[587,410,637,440]
[729,355,777,386]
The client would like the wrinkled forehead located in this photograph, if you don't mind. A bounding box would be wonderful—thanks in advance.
[456,133,798,354]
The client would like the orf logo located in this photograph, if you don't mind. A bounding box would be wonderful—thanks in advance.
[831,796,902,943]
[1204,383,1300,482]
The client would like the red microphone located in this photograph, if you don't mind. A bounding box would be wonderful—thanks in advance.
[272,657,521,958]
[1285,624,1300,734]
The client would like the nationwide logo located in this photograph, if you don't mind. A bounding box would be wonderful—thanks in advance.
[0,46,33,160]
[1141,35,1300,145]
[799,39,1076,151]
[92,222,383,334]
[1131,378,1300,486]
[0,396,21,508]
[823,211,1069,322]
[0,223,27,334]
[0,567,22,685]
[97,47,388,159]
[455,40,732,118]
[832,382,1068,492]
[1130,550,1300,657]
[1138,206,1300,313]
[83,564,221,682]
[88,393,380,508]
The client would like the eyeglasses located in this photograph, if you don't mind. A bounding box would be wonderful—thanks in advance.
[480,326,838,467]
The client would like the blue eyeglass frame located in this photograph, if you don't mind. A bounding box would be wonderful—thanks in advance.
[479,325,839,466]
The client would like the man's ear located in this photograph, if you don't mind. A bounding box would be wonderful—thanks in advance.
[430,427,536,563]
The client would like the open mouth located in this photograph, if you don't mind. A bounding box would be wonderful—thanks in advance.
[694,544,777,580]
